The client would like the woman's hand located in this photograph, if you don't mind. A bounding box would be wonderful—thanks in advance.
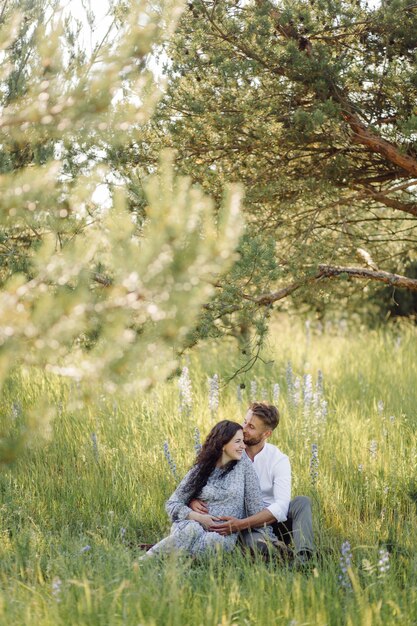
[189,499,209,514]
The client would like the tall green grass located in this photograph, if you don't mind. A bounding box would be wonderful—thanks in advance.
[1,315,417,625]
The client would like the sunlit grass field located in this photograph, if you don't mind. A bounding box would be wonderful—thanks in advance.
[1,315,417,625]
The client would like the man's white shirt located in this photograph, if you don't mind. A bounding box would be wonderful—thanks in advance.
[246,443,291,522]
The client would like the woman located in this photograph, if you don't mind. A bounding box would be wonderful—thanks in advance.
[141,420,274,558]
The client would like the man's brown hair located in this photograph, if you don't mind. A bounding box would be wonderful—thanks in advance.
[249,402,280,430]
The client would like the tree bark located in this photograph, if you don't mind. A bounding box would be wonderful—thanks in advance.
[341,111,417,179]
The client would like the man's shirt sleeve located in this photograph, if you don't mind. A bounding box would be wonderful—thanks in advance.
[266,455,291,523]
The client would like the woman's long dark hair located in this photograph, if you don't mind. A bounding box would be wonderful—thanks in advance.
[185,420,243,502]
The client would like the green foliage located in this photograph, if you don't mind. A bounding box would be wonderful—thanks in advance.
[123,0,417,340]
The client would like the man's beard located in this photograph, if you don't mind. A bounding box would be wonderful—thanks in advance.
[243,434,263,446]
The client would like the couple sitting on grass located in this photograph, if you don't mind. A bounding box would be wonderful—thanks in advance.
[141,402,314,565]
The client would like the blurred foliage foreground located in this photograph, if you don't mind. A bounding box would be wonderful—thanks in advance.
[0,0,242,461]
[1,319,417,624]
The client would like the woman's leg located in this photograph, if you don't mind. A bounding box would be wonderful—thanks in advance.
[144,520,234,557]
[144,520,206,557]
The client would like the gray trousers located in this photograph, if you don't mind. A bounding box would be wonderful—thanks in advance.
[240,496,314,556]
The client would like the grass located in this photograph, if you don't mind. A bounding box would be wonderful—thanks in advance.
[1,315,417,625]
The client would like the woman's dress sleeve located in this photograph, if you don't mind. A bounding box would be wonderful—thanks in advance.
[165,468,195,522]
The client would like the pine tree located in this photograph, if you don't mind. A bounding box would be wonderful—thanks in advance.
[122,0,417,337]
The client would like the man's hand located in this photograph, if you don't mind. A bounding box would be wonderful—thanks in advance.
[211,516,242,536]
[193,513,220,530]
[189,499,209,514]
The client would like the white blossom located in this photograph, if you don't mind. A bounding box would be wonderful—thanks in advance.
[310,443,319,487]
[179,366,193,415]
[208,374,219,415]
[273,383,280,404]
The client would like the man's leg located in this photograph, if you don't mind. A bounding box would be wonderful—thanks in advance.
[273,496,314,558]
[239,528,272,558]
[238,529,292,561]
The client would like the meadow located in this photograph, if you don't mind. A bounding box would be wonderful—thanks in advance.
[1,315,417,625]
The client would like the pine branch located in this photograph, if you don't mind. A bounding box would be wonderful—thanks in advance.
[248,265,417,309]
[359,189,417,217]
[246,272,325,306]
[212,265,417,315]
[341,110,417,180]
[254,0,417,191]
[318,265,417,292]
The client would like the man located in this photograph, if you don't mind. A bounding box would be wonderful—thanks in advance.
[190,402,315,563]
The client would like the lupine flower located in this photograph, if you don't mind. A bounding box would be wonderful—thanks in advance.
[316,370,324,396]
[339,319,348,334]
[261,388,268,401]
[369,440,378,460]
[237,385,243,403]
[339,541,353,590]
[305,319,311,345]
[377,400,384,415]
[313,396,328,431]
[292,377,301,408]
[286,362,293,395]
[273,383,280,404]
[120,528,126,542]
[80,545,91,553]
[320,399,328,423]
[194,427,202,454]
[163,441,178,481]
[303,374,313,415]
[52,577,62,602]
[310,443,319,487]
[377,548,390,577]
[91,433,99,461]
[312,392,321,437]
[208,374,219,415]
[250,380,257,401]
[12,401,22,419]
[358,464,363,473]
[179,366,193,415]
